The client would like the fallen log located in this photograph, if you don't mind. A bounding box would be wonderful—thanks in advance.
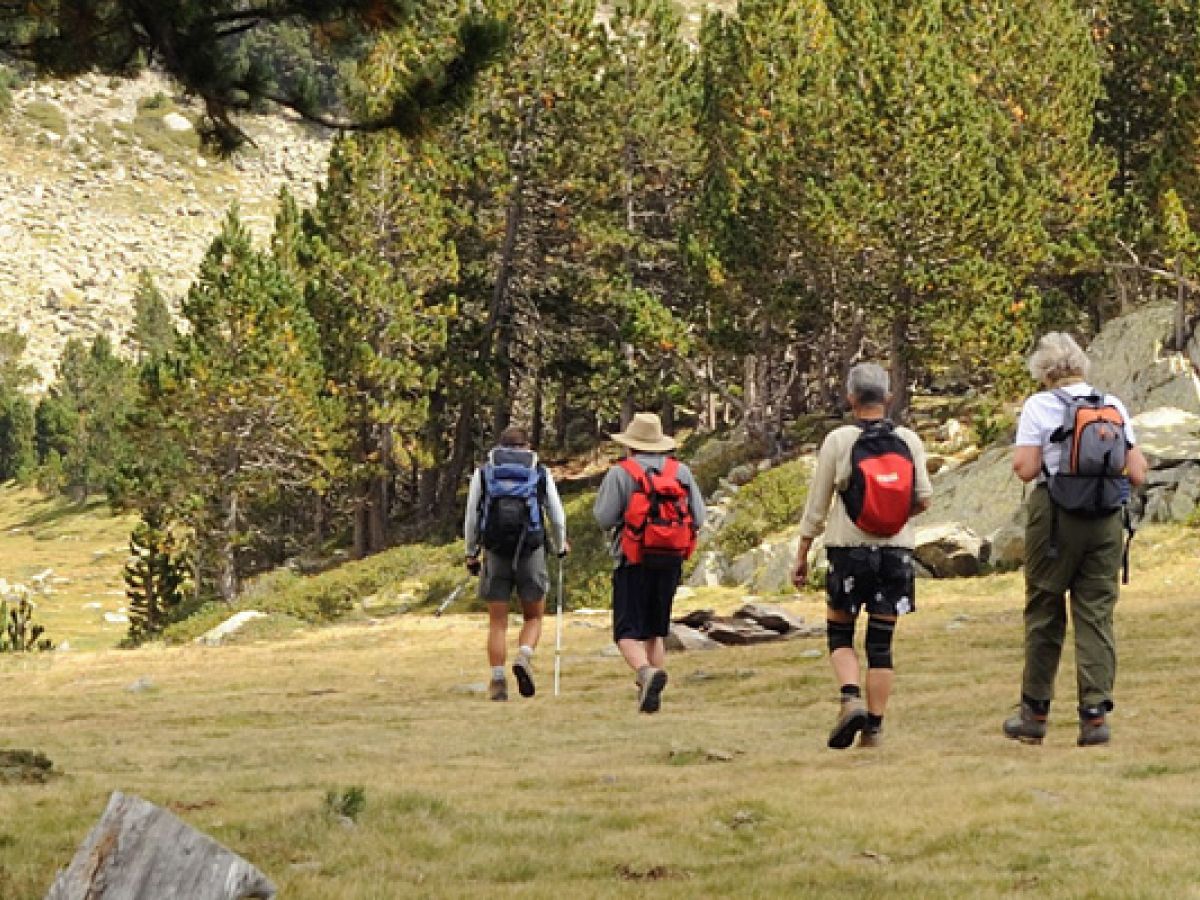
[46,791,276,900]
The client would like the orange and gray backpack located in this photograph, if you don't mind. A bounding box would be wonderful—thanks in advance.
[1044,389,1129,516]
[619,458,697,568]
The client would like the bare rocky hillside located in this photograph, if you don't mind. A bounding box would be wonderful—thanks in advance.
[0,71,332,387]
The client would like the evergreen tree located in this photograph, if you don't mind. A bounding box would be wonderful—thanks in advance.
[124,515,191,645]
[0,390,35,483]
[0,1,508,148]
[130,271,177,362]
[133,208,337,600]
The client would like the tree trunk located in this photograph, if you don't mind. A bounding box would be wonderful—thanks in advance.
[554,378,569,451]
[888,310,912,424]
[531,367,544,449]
[660,393,675,435]
[47,792,276,900]
[620,393,636,430]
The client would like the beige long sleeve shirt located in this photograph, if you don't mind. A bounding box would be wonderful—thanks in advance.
[798,423,934,548]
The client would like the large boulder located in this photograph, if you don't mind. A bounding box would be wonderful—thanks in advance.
[922,445,1024,538]
[1087,303,1200,415]
[987,523,1026,571]
[687,551,729,588]
[915,524,986,577]
[1132,407,1200,466]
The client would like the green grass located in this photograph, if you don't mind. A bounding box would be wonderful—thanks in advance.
[2,521,1199,897]
[22,101,66,136]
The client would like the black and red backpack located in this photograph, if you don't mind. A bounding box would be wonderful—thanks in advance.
[619,458,698,568]
[838,420,917,537]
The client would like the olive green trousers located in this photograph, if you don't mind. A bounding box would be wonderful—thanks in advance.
[1021,486,1124,712]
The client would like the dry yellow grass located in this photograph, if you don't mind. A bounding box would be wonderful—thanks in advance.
[2,515,1200,898]
[0,485,136,653]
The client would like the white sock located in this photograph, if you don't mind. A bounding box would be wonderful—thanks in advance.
[518,645,534,659]
[491,666,505,680]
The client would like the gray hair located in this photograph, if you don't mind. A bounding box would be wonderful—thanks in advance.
[1028,332,1090,385]
[846,363,890,406]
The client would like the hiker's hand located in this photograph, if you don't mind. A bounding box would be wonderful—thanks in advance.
[558,540,572,558]
[465,556,482,576]
[791,555,809,590]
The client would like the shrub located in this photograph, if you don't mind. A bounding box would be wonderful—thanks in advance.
[23,100,67,135]
[714,459,810,557]
[0,65,17,118]
[161,541,462,642]
[323,786,366,822]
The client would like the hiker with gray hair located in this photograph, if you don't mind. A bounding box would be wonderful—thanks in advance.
[792,363,933,749]
[594,413,706,714]
[465,426,569,702]
[1003,332,1147,747]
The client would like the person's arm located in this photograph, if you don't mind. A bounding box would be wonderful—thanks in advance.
[1012,445,1043,483]
[593,467,629,530]
[1125,445,1149,487]
[464,469,483,559]
[679,463,707,528]
[541,469,570,554]
[792,436,838,588]
[906,430,935,513]
[1012,396,1044,483]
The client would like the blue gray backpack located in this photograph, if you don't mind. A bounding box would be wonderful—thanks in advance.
[480,448,545,558]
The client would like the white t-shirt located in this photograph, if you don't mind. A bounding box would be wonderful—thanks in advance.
[1015,383,1137,478]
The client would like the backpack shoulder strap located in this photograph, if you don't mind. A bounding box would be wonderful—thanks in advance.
[661,457,680,480]
[619,457,648,491]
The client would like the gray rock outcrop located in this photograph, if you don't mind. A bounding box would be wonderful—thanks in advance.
[1087,303,1200,415]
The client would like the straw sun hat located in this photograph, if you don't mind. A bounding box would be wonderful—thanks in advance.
[610,413,676,453]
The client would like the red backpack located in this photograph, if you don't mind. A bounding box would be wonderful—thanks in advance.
[838,420,916,537]
[619,458,698,567]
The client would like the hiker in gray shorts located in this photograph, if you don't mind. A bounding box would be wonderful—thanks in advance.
[464,427,569,702]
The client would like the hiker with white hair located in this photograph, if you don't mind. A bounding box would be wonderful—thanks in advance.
[792,363,933,749]
[1003,332,1147,747]
[594,413,705,714]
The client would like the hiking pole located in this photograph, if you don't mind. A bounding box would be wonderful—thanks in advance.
[554,553,565,697]
[434,580,470,617]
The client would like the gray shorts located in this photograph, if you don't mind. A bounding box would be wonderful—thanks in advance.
[479,547,549,603]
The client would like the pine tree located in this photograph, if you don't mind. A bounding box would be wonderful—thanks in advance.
[0,1,508,148]
[130,271,177,363]
[124,515,191,645]
[0,390,35,483]
[136,208,337,600]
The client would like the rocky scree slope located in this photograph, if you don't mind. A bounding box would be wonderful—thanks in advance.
[0,71,332,386]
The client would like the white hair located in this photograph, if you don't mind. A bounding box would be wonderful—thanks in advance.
[1028,332,1090,385]
[846,363,890,406]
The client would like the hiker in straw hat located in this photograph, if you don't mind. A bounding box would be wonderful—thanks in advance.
[594,413,706,713]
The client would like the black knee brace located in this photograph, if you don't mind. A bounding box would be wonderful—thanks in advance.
[865,617,896,669]
[826,619,856,654]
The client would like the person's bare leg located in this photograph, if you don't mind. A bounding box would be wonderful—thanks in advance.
[618,638,650,673]
[646,637,666,669]
[517,599,545,651]
[487,601,509,668]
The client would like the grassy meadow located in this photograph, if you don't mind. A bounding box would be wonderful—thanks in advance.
[1,493,1200,897]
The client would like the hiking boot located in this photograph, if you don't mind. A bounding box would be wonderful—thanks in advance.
[512,655,536,698]
[1078,716,1111,747]
[1003,702,1048,744]
[859,727,883,749]
[828,696,868,750]
[637,668,668,714]
[488,678,508,702]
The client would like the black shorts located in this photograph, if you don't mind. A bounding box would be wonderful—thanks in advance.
[612,562,682,642]
[826,546,916,618]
